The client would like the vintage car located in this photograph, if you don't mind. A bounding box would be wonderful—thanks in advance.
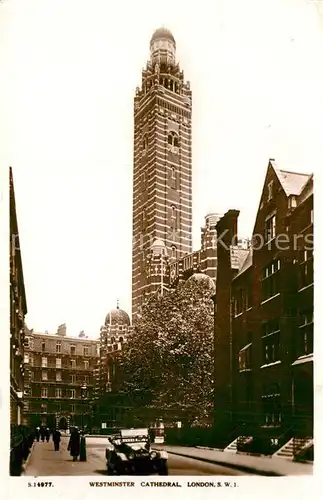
[105,428,168,475]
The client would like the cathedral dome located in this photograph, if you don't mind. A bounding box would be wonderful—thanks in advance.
[187,273,216,290]
[105,306,130,327]
[150,27,176,46]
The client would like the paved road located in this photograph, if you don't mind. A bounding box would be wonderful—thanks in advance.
[86,437,250,476]
[24,437,252,476]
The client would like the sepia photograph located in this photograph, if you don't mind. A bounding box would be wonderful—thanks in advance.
[1,0,322,494]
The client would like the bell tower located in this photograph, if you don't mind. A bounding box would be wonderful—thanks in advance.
[132,28,193,320]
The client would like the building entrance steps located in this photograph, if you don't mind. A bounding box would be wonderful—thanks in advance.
[23,437,103,476]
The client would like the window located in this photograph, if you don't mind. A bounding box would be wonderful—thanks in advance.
[262,320,280,364]
[84,361,89,370]
[56,371,62,382]
[24,338,29,348]
[70,389,76,399]
[265,213,276,242]
[238,343,252,371]
[267,181,273,201]
[142,134,148,154]
[70,359,76,369]
[41,342,46,352]
[262,260,280,301]
[41,388,48,398]
[234,289,244,316]
[298,311,313,356]
[171,166,176,179]
[119,336,124,343]
[167,131,179,149]
[55,388,62,398]
[299,249,313,288]
[56,358,61,369]
[71,374,76,384]
[56,404,61,412]
[83,346,89,356]
[262,383,281,427]
[70,345,76,355]
[71,404,75,412]
[56,342,61,353]
[171,205,176,218]
[171,246,177,259]
[41,357,47,368]
[24,353,29,364]
[84,376,89,384]
[42,371,48,381]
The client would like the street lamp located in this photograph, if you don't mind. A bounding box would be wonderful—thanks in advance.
[80,384,87,431]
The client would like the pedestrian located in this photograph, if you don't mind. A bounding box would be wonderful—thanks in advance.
[67,427,80,461]
[45,428,50,442]
[35,427,40,442]
[53,429,61,451]
[40,427,45,442]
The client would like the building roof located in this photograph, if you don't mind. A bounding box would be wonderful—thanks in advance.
[150,27,176,45]
[271,161,311,196]
[230,246,250,271]
[105,306,131,327]
[234,248,253,279]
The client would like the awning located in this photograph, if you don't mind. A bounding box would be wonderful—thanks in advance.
[292,354,313,366]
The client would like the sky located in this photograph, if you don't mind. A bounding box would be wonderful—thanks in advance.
[0,0,322,338]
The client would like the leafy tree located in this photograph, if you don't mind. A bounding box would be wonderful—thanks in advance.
[120,277,215,425]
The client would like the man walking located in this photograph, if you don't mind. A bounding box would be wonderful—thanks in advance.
[53,429,61,451]
[67,427,80,461]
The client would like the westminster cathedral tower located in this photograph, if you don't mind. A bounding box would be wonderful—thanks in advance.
[132,28,192,320]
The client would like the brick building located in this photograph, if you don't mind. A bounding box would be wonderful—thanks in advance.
[10,167,28,426]
[23,325,99,430]
[214,159,313,452]
[132,27,193,319]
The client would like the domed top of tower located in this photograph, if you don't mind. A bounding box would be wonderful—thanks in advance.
[150,27,176,46]
[151,238,168,256]
[187,273,216,291]
[105,302,130,327]
[150,27,176,67]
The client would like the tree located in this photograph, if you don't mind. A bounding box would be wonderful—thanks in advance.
[120,277,215,425]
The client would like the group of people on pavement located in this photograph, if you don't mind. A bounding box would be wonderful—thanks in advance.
[34,427,61,450]
[33,425,86,461]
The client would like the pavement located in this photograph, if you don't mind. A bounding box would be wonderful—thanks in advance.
[23,436,313,476]
[153,445,313,476]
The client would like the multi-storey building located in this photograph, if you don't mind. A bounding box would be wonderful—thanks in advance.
[10,167,28,426]
[132,27,193,319]
[23,325,99,431]
[214,159,313,453]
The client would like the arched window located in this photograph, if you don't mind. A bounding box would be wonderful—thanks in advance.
[111,337,115,344]
[142,134,148,154]
[171,205,176,218]
[119,337,124,343]
[171,246,177,259]
[167,131,179,148]
[171,166,176,179]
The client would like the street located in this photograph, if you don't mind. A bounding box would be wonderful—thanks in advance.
[24,437,252,476]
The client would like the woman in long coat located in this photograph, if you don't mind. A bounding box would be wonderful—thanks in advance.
[67,427,80,461]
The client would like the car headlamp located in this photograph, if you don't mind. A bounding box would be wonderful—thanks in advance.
[150,451,158,459]
[128,452,136,460]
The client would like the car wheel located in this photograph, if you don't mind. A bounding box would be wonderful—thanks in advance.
[159,461,168,475]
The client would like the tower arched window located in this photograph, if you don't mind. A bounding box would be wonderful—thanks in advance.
[171,166,176,179]
[142,134,148,154]
[168,131,179,148]
[171,205,176,218]
[171,246,177,259]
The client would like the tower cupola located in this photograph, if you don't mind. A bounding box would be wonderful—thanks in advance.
[150,27,176,67]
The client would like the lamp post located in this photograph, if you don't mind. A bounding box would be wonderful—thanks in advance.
[80,384,87,431]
